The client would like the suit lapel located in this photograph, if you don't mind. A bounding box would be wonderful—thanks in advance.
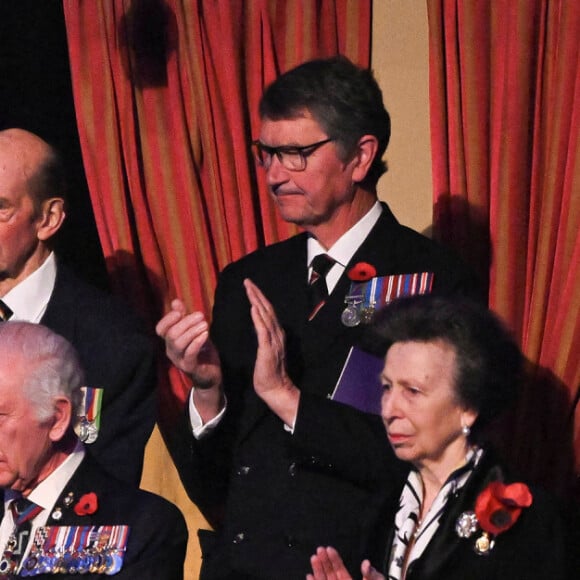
[40,262,79,341]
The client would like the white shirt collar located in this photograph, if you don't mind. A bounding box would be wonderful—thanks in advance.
[2,252,57,323]
[307,201,382,267]
[307,201,382,292]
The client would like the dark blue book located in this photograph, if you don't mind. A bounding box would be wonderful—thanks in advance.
[330,346,384,415]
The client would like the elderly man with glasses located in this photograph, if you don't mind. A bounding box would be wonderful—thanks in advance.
[157,56,481,579]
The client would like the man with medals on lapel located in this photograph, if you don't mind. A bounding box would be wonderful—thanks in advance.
[158,56,483,578]
[0,321,187,578]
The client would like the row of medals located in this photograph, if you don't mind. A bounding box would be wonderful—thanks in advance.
[20,547,123,576]
[19,523,126,576]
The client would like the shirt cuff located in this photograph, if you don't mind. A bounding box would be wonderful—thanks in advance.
[189,388,227,439]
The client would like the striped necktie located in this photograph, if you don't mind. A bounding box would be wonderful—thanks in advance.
[0,300,12,322]
[308,254,335,321]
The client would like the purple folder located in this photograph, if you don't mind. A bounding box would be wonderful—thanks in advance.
[330,347,384,415]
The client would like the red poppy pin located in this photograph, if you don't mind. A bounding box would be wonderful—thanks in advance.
[475,481,532,535]
[456,481,532,555]
[347,262,377,282]
[74,492,99,516]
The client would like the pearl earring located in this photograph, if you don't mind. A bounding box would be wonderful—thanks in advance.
[462,424,471,437]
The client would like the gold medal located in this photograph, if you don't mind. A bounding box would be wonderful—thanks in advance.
[474,531,494,555]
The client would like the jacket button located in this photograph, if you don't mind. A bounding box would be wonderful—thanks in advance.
[236,465,251,476]
[285,535,298,548]
[288,462,297,476]
[232,532,245,544]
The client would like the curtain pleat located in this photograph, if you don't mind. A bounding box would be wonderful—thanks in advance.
[428,0,580,497]
[63,1,371,576]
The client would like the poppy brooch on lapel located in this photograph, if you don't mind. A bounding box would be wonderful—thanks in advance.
[347,262,377,282]
[455,481,532,555]
[74,492,99,516]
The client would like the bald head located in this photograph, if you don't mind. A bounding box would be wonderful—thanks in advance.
[0,129,67,293]
[0,128,66,212]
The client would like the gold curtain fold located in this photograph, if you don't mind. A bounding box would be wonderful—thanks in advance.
[62,1,371,577]
[428,0,580,497]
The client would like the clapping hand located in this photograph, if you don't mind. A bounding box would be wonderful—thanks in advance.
[307,547,385,580]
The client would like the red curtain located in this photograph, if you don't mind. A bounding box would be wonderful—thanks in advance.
[428,0,580,496]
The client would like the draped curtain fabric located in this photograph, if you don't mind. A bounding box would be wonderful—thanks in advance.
[428,0,580,497]
[63,1,371,576]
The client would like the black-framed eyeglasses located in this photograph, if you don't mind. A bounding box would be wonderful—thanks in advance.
[251,138,334,172]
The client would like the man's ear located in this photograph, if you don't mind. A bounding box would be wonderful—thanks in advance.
[36,198,66,242]
[351,135,379,184]
[49,397,72,443]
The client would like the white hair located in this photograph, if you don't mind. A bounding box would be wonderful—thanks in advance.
[0,322,84,422]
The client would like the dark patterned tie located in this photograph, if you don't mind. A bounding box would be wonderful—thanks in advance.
[308,254,335,321]
[0,498,43,575]
[0,300,12,322]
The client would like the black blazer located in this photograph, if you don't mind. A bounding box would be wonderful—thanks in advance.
[389,450,577,580]
[172,204,482,579]
[41,263,157,486]
[1,453,188,579]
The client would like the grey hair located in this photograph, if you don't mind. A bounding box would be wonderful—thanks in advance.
[0,322,84,423]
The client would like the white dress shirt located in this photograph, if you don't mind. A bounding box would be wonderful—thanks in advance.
[1,252,57,323]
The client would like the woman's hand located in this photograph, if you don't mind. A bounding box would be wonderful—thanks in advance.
[307,546,385,580]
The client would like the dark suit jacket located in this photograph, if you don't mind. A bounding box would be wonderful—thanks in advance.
[388,449,577,580]
[40,263,157,486]
[172,204,482,579]
[1,453,187,579]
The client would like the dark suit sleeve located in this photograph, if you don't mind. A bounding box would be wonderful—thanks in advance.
[166,399,232,527]
[166,261,253,525]
[88,329,157,485]
[41,265,157,486]
[116,493,188,580]
[293,393,406,489]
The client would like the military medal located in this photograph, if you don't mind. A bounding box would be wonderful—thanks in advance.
[84,421,99,444]
[0,556,15,574]
[341,301,362,327]
[359,304,376,324]
[474,531,494,555]
[75,387,104,444]
[341,282,364,327]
